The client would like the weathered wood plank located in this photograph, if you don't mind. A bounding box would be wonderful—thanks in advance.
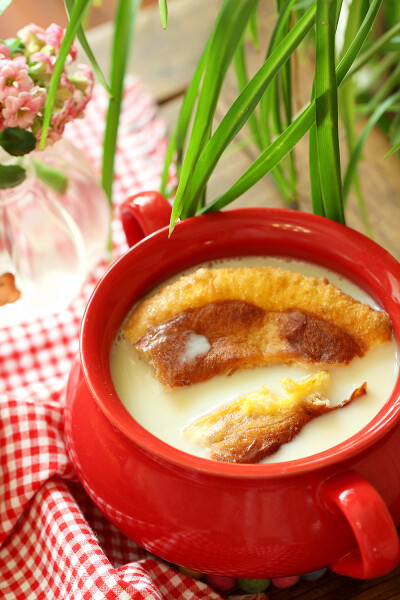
[82,0,222,104]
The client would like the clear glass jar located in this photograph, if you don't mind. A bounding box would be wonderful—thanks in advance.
[0,140,110,325]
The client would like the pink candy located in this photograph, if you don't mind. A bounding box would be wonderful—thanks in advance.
[271,575,300,588]
[206,574,237,592]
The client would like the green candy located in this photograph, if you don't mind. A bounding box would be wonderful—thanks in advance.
[237,578,271,593]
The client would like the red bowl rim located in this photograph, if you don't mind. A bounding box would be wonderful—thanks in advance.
[80,207,400,479]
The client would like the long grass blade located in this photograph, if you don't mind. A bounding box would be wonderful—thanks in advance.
[198,102,316,213]
[314,0,344,224]
[354,52,397,97]
[278,1,298,207]
[234,34,263,150]
[169,0,258,230]
[176,1,316,223]
[200,0,383,215]
[337,0,366,223]
[309,122,324,216]
[64,0,111,96]
[102,0,141,208]
[384,140,400,159]
[160,35,211,197]
[160,129,176,197]
[343,90,400,202]
[40,0,92,149]
[158,0,168,29]
[360,62,400,114]
[345,20,400,80]
[259,0,296,146]
[310,0,346,218]
[248,3,260,50]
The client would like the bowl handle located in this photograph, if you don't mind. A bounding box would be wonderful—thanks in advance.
[120,192,172,247]
[320,471,400,579]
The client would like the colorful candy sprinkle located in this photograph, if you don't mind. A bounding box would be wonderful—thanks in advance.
[206,574,237,592]
[237,578,271,593]
[271,575,300,588]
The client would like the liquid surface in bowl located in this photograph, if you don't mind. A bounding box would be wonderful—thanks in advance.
[110,257,398,464]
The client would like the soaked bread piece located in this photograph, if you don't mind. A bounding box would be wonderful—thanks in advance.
[135,301,364,387]
[125,266,391,347]
[183,372,367,463]
[125,267,392,387]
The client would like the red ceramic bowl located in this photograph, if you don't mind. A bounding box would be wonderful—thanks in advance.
[65,193,400,580]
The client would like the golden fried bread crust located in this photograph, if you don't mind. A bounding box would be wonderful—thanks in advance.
[125,266,392,349]
[183,374,367,463]
[125,267,391,387]
[135,301,364,387]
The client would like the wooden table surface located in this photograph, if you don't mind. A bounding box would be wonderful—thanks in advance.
[84,1,400,598]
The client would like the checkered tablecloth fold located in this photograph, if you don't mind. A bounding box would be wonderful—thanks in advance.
[0,82,221,600]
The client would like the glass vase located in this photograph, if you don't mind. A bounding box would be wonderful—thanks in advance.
[0,140,110,325]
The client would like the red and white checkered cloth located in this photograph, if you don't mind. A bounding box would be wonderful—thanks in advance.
[0,80,223,600]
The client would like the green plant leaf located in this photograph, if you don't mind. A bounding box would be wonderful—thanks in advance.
[200,0,383,215]
[0,0,12,15]
[159,0,168,29]
[64,0,112,96]
[175,1,316,223]
[343,90,400,201]
[40,0,92,149]
[247,2,260,50]
[30,159,69,195]
[234,34,263,150]
[345,20,400,80]
[360,62,400,115]
[384,140,400,159]
[1,37,25,56]
[259,0,296,146]
[309,122,324,216]
[169,0,258,232]
[314,0,344,224]
[0,128,36,156]
[101,0,141,208]
[337,0,366,225]
[198,102,316,214]
[160,36,211,197]
[0,164,26,188]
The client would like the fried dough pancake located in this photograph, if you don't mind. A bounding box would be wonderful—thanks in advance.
[124,267,392,387]
[183,372,367,463]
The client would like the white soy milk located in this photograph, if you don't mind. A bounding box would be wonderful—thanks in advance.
[110,257,399,463]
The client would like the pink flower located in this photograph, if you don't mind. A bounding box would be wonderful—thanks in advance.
[2,87,46,128]
[43,24,64,50]
[0,44,11,60]
[0,58,34,101]
[71,66,94,116]
[17,24,46,52]
[29,51,55,77]
[51,96,76,137]
[42,24,77,62]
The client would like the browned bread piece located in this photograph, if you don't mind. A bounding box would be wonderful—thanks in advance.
[125,266,391,348]
[135,301,365,387]
[125,267,392,387]
[183,372,367,463]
